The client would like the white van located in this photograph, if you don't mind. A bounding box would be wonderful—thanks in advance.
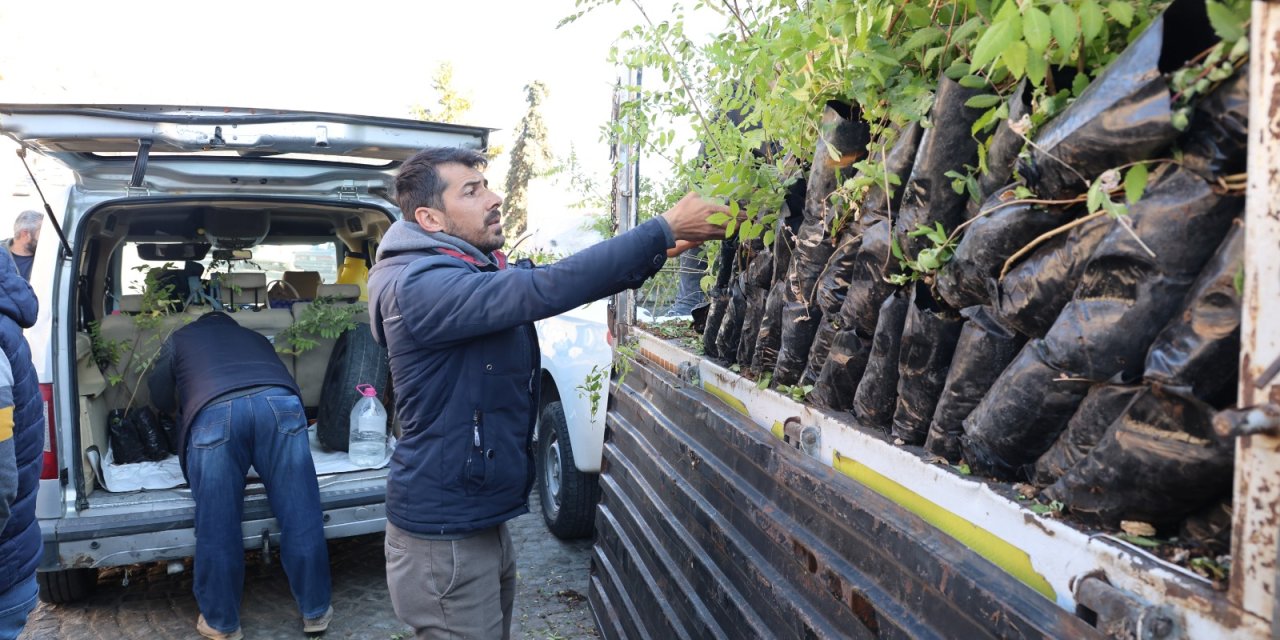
[0,104,604,604]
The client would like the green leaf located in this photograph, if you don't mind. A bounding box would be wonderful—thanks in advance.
[1003,41,1028,78]
[904,5,933,28]
[725,217,738,238]
[764,229,776,247]
[1072,71,1091,97]
[944,59,971,80]
[1079,0,1105,43]
[890,236,904,260]
[1087,181,1104,212]
[903,26,945,51]
[1234,265,1244,296]
[706,212,731,225]
[958,74,988,89]
[1023,6,1052,53]
[1108,1,1135,27]
[1124,163,1148,204]
[1025,50,1048,86]
[1049,3,1078,53]
[970,15,1020,70]
[1206,1,1245,42]
[964,94,1003,109]
[971,106,1001,136]
[922,46,945,69]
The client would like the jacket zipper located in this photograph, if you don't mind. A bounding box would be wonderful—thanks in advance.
[473,410,483,448]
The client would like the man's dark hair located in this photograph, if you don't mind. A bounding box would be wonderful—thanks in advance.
[395,147,488,217]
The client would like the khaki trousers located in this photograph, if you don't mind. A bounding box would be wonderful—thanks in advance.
[385,521,516,640]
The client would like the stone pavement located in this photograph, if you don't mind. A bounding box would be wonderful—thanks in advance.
[21,489,600,639]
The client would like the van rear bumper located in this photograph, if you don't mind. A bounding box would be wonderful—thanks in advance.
[39,485,386,571]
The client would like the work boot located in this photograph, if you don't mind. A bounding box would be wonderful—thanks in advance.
[303,605,334,634]
[196,614,243,640]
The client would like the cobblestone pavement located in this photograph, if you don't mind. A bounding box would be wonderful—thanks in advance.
[21,489,600,639]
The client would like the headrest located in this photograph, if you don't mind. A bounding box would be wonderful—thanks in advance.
[282,271,322,299]
[119,294,144,313]
[219,272,268,290]
[316,283,360,301]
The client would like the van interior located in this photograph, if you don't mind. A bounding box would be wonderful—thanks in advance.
[70,198,394,498]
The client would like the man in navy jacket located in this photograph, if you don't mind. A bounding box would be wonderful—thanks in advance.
[369,146,727,639]
[0,247,41,639]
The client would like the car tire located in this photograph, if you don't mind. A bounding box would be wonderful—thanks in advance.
[317,323,390,452]
[538,401,600,539]
[37,568,98,604]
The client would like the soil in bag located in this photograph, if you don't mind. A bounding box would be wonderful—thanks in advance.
[838,123,923,337]
[993,214,1112,338]
[714,275,748,365]
[1045,387,1233,528]
[891,283,965,445]
[753,280,788,374]
[1181,65,1249,182]
[736,248,774,368]
[852,290,909,432]
[1039,165,1240,382]
[845,219,897,337]
[701,234,739,359]
[925,306,1027,462]
[938,195,1084,310]
[1032,384,1143,486]
[803,232,864,384]
[961,341,1092,480]
[109,407,169,464]
[775,102,870,385]
[1017,0,1214,200]
[810,328,873,411]
[1144,219,1244,406]
[893,77,983,263]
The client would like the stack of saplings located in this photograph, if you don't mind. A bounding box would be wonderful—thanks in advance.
[667,0,1249,535]
[772,102,869,385]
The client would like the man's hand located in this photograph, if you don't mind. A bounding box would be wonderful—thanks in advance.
[666,239,703,258]
[661,192,733,244]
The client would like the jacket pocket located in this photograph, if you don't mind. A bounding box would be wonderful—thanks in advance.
[460,409,492,495]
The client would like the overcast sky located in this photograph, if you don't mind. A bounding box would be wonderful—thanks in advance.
[0,1,717,243]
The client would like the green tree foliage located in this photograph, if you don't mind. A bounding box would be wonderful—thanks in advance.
[563,0,1246,254]
[503,81,554,242]
[410,62,474,124]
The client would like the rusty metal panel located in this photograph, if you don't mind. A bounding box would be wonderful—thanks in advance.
[1230,4,1280,626]
[592,360,1101,639]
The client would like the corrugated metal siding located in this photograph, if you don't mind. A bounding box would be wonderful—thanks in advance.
[592,359,1101,639]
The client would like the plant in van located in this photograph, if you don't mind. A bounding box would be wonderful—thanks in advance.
[96,264,192,410]
[274,296,367,356]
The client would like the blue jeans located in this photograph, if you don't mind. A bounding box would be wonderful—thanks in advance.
[0,573,36,640]
[186,387,331,633]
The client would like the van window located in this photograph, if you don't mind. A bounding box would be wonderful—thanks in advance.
[118,241,340,299]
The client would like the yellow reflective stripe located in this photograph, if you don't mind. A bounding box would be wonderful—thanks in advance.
[771,420,785,440]
[0,406,12,442]
[833,451,1055,601]
[704,383,750,417]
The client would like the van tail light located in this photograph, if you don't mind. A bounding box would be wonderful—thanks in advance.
[39,383,57,481]
[607,328,615,347]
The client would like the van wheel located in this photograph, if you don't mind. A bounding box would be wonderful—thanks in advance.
[538,401,600,539]
[37,568,98,604]
[317,323,390,452]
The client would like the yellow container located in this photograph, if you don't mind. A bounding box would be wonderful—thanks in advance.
[336,254,369,301]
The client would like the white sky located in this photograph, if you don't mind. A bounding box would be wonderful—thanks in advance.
[0,0,718,247]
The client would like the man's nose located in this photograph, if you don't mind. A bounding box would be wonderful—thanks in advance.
[487,190,503,210]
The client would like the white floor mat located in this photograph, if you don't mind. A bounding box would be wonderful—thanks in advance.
[99,425,394,492]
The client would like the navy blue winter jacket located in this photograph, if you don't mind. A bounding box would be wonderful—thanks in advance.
[369,217,672,535]
[0,247,41,593]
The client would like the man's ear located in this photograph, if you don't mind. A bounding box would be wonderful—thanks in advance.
[414,206,446,233]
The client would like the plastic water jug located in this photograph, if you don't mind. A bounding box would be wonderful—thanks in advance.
[348,384,387,467]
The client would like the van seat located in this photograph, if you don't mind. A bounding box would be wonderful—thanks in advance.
[118,295,145,314]
[218,272,269,309]
[282,271,322,300]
